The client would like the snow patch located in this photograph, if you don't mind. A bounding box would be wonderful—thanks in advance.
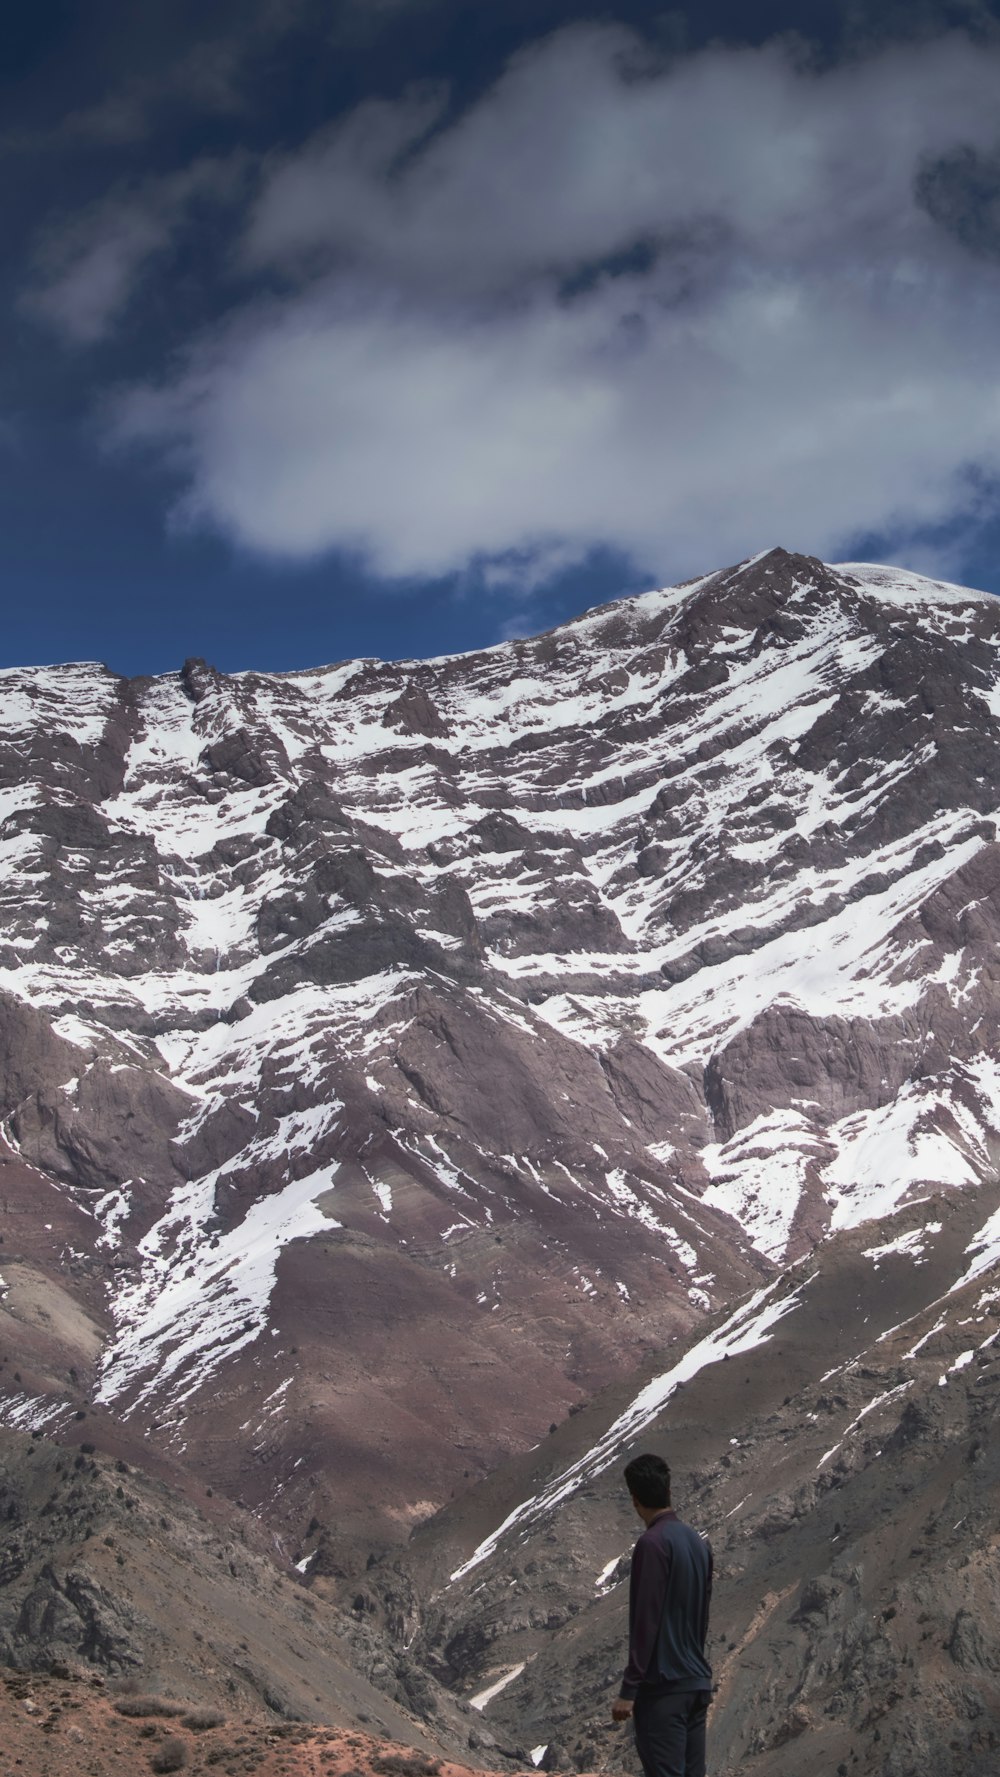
[96,1163,342,1412]
[468,1663,527,1711]
[701,1110,827,1259]
[863,1224,942,1266]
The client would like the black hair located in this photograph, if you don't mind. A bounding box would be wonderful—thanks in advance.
[624,1452,671,1509]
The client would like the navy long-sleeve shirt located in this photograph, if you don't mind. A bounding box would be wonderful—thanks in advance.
[619,1509,713,1698]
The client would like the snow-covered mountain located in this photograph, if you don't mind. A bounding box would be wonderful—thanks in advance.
[3,546,1000,1557]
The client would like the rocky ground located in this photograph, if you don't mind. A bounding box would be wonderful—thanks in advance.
[0,1668,504,1777]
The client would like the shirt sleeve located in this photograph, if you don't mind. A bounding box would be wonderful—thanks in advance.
[702,1541,713,1649]
[619,1532,672,1698]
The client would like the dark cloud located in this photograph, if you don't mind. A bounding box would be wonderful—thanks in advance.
[917,144,1000,259]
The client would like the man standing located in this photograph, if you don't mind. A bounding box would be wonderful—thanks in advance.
[611,1452,713,1777]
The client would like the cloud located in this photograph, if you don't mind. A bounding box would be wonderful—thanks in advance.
[23,158,248,345]
[26,207,171,345]
[110,25,1000,588]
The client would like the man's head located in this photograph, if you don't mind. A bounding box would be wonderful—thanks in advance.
[624,1452,671,1516]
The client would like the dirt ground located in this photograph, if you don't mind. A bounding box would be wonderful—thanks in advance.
[0,1666,533,1777]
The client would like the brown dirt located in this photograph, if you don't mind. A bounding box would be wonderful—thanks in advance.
[0,1665,543,1777]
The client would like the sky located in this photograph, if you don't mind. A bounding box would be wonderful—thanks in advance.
[5,0,1000,675]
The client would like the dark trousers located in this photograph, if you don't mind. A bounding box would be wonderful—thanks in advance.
[633,1688,710,1777]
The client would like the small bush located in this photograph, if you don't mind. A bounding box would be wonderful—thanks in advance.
[114,1696,186,1719]
[150,1737,188,1773]
[181,1709,224,1731]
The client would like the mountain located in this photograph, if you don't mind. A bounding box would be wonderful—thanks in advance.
[2,546,1000,1773]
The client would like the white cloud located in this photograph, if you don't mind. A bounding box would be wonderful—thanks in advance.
[110,26,1000,586]
[244,28,997,291]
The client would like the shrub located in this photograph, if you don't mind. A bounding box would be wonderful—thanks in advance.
[181,1709,224,1731]
[150,1738,188,1773]
[114,1696,186,1718]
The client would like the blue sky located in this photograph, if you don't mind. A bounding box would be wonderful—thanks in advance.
[4,0,1000,675]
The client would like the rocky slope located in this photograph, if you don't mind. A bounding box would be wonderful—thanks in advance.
[0,1657,496,1777]
[3,546,1000,1773]
[392,1184,1000,1777]
[0,1420,457,1743]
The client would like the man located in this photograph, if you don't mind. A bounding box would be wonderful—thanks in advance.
[611,1452,713,1777]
